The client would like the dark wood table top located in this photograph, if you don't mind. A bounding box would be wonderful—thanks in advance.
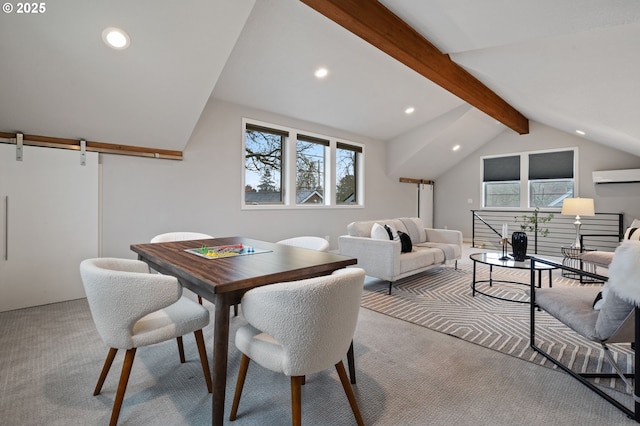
[131,236,358,302]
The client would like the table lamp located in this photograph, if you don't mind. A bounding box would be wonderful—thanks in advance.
[561,197,595,250]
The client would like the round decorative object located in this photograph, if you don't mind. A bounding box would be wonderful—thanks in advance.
[512,231,528,261]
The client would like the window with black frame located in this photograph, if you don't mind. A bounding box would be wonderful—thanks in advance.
[482,149,575,209]
[296,134,328,205]
[242,119,364,208]
[336,142,361,205]
[483,155,520,208]
[528,150,574,208]
[244,124,287,205]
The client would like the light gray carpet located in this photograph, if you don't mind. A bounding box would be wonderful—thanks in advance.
[0,287,636,425]
[360,257,634,394]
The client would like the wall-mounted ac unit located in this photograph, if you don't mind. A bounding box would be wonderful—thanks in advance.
[592,169,640,184]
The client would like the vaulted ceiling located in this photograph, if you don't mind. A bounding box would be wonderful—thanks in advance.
[2,0,640,179]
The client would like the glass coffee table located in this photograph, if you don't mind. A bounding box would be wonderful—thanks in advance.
[469,252,558,303]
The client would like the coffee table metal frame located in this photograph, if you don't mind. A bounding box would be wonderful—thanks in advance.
[470,252,557,303]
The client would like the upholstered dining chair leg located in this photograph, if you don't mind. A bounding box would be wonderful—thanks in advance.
[335,361,364,426]
[94,347,118,396]
[291,375,304,426]
[176,336,186,363]
[347,340,356,384]
[110,348,137,426]
[193,329,213,393]
[230,354,251,421]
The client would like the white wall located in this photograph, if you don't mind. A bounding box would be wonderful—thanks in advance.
[434,121,640,239]
[100,99,417,258]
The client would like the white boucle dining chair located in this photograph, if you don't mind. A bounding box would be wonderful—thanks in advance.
[79,257,212,426]
[277,234,357,383]
[151,231,212,306]
[229,267,366,426]
[151,231,240,318]
[276,236,330,252]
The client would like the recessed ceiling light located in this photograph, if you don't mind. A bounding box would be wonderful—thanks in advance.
[314,68,328,79]
[575,130,586,136]
[452,144,461,151]
[405,107,415,115]
[102,27,130,50]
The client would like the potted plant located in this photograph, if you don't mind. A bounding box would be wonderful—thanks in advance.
[513,208,554,256]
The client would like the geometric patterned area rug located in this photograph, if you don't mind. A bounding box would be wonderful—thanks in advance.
[360,257,634,393]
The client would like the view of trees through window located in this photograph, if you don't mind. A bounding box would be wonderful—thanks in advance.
[484,181,520,207]
[243,120,362,207]
[296,136,326,204]
[244,126,284,204]
[336,144,357,204]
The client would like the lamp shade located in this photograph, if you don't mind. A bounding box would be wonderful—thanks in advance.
[561,198,595,217]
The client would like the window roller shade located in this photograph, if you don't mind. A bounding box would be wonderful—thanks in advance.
[529,151,574,180]
[483,156,520,182]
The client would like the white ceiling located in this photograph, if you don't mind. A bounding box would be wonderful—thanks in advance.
[2,0,640,179]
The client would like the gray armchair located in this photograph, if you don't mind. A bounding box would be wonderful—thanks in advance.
[529,240,639,422]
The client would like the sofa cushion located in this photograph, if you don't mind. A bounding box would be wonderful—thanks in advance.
[535,287,601,340]
[579,251,613,268]
[399,249,435,273]
[347,219,408,238]
[398,217,427,244]
[415,242,459,262]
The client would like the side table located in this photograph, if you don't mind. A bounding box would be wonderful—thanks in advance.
[560,246,602,283]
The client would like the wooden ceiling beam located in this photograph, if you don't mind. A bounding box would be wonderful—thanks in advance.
[300,0,529,135]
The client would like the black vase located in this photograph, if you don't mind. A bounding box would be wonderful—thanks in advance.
[511,231,528,261]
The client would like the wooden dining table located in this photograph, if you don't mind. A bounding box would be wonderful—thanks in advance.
[130,236,357,426]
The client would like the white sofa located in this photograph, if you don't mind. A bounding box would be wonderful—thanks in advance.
[338,217,463,294]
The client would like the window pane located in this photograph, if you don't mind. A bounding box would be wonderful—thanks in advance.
[529,179,574,208]
[484,182,520,207]
[336,145,358,204]
[244,127,284,204]
[529,151,574,180]
[296,139,325,205]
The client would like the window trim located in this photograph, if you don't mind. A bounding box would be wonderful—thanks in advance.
[481,147,578,210]
[242,118,365,210]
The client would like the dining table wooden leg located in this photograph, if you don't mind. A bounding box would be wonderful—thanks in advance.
[212,295,231,426]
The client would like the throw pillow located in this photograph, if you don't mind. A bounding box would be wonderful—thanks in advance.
[623,219,640,240]
[398,231,413,253]
[384,224,400,242]
[371,223,389,240]
[592,285,609,310]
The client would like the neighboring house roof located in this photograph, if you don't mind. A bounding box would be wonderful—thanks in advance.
[296,189,323,204]
[245,189,324,204]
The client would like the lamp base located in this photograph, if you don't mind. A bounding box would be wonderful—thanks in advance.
[571,217,582,250]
